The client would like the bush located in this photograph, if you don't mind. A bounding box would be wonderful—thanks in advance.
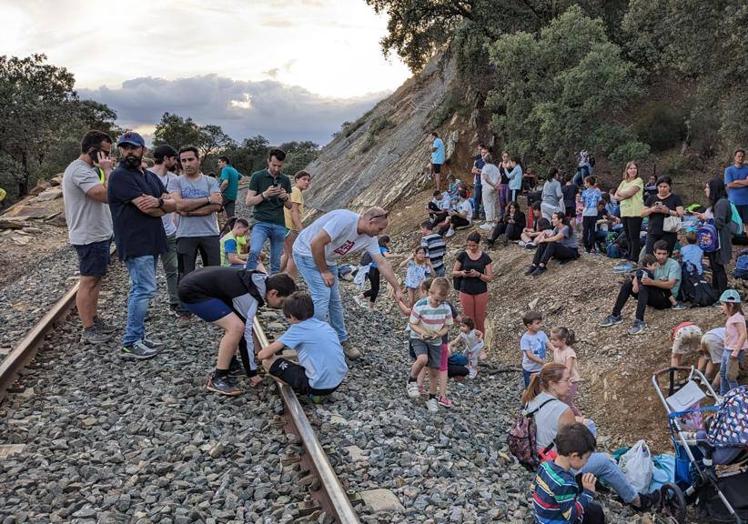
[360,116,396,153]
[634,102,687,153]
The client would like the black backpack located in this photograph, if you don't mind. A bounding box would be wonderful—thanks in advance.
[679,265,718,307]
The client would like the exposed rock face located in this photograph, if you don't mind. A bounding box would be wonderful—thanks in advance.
[304,56,469,213]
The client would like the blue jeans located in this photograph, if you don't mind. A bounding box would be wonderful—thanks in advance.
[294,253,347,343]
[471,183,482,219]
[246,221,287,274]
[577,452,637,503]
[123,255,158,346]
[720,349,744,396]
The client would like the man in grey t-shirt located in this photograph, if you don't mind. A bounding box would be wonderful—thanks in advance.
[61,130,115,344]
[169,146,223,289]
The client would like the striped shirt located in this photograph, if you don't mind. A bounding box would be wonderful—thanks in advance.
[532,461,593,524]
[409,297,453,340]
[421,233,446,272]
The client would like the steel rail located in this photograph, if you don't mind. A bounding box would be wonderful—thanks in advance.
[253,317,360,524]
[0,280,80,402]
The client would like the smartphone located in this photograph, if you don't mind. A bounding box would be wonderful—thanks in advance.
[272,180,279,187]
[87,147,100,162]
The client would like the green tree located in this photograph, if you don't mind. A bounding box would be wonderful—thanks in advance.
[486,6,648,169]
[221,135,270,176]
[279,141,320,174]
[0,54,76,196]
[152,112,203,151]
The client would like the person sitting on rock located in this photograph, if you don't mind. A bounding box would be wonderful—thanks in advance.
[487,201,526,247]
[524,212,579,276]
[177,267,296,396]
[599,239,682,335]
[519,202,546,246]
[523,364,661,513]
[258,292,348,402]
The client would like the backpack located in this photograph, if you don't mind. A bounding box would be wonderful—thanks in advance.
[679,265,718,307]
[734,249,748,279]
[507,399,555,470]
[729,202,743,236]
[360,251,373,266]
[696,222,719,253]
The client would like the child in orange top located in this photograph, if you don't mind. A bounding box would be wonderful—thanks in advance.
[549,327,582,416]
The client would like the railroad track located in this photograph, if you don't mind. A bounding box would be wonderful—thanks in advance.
[0,266,360,524]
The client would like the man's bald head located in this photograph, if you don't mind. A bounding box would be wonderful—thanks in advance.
[359,207,389,236]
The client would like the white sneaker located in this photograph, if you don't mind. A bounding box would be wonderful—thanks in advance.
[468,368,478,379]
[353,295,366,309]
[426,398,438,412]
[479,222,493,230]
[406,381,420,399]
[445,226,455,238]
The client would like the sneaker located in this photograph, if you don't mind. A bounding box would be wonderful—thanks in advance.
[437,395,454,408]
[672,301,688,311]
[121,340,159,360]
[93,316,116,334]
[426,397,439,412]
[342,341,362,360]
[353,295,367,309]
[228,356,244,376]
[531,266,546,277]
[468,368,478,379]
[406,381,420,399]
[206,373,241,396]
[479,222,494,230]
[445,226,455,238]
[81,326,111,344]
[518,240,527,248]
[524,266,537,276]
[599,314,623,328]
[524,243,537,250]
[613,262,634,273]
[628,319,647,335]
[633,490,661,512]
[142,336,164,349]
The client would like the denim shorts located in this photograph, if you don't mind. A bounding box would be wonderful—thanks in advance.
[74,239,111,277]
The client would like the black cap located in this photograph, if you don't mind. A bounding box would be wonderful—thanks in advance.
[153,144,178,162]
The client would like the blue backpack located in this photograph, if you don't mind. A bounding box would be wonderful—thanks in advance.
[696,222,719,253]
[734,249,748,279]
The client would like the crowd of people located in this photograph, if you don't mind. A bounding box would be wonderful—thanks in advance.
[60,127,747,523]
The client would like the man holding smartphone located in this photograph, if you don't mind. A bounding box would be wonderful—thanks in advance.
[62,130,115,345]
[244,148,293,274]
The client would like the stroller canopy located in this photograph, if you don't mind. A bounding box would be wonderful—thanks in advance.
[707,386,748,448]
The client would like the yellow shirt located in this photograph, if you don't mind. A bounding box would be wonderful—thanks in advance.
[284,186,304,230]
[617,177,644,217]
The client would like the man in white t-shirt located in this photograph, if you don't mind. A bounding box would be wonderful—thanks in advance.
[293,207,402,359]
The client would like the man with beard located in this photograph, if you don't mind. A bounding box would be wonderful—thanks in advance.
[108,132,176,359]
[149,144,182,314]
[170,146,223,293]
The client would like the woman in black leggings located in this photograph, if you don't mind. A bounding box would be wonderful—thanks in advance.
[614,161,644,262]
[525,212,579,276]
[487,201,526,246]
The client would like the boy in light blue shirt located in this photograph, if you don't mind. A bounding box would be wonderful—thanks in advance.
[259,292,348,399]
[680,231,704,275]
[520,310,549,387]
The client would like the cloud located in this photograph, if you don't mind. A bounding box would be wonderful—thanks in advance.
[79,75,388,145]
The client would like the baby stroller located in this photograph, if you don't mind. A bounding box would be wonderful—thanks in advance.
[652,367,748,523]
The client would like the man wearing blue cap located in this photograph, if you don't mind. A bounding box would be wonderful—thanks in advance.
[108,132,177,360]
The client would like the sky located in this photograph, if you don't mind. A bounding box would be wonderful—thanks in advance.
[0,0,411,144]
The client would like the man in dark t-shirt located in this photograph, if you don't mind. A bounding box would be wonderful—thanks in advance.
[244,148,293,274]
[108,132,176,360]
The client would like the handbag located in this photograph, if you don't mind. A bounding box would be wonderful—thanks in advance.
[663,215,680,233]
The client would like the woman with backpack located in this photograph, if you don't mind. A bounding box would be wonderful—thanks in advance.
[521,364,661,512]
[642,175,685,256]
[698,178,732,294]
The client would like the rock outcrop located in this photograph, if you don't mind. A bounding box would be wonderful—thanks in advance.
[304,55,474,214]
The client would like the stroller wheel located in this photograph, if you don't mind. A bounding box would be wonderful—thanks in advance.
[661,482,687,524]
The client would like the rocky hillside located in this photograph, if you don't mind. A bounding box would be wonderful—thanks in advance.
[304,55,478,214]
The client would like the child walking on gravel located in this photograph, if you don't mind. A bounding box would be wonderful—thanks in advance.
[520,311,548,387]
[406,277,453,412]
[449,317,484,379]
[550,327,582,415]
[400,246,433,306]
[258,292,348,401]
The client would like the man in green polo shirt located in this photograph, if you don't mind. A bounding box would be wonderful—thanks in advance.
[218,156,241,218]
[245,148,292,273]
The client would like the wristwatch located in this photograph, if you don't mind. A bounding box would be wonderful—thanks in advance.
[158,197,164,209]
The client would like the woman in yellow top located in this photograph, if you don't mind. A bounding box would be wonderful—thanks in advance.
[614,161,644,263]
[220,218,250,267]
[280,170,311,278]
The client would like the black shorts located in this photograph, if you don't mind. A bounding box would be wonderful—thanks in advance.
[269,358,339,396]
[74,239,111,277]
[432,163,442,174]
[735,204,748,224]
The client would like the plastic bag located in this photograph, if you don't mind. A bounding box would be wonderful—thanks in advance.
[619,440,654,493]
